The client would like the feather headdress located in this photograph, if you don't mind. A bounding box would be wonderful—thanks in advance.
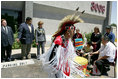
[53,7,85,37]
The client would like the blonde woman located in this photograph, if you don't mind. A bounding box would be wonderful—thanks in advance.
[35,21,46,60]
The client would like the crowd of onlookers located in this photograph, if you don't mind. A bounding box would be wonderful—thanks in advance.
[1,17,116,76]
[1,17,46,62]
[72,25,116,76]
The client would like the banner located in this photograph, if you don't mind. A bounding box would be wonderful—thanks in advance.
[75,38,83,50]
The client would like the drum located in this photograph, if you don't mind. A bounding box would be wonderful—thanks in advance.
[74,56,88,75]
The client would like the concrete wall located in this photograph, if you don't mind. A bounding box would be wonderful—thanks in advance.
[1,1,24,11]
[1,1,109,46]
[33,1,107,33]
[32,1,107,46]
[112,27,117,42]
[33,1,107,17]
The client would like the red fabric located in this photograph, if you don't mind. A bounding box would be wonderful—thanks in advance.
[54,36,62,45]
[54,35,69,48]
[53,21,76,37]
[92,44,97,52]
[76,33,83,38]
[63,60,70,76]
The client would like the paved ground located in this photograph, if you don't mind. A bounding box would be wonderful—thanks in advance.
[1,59,49,78]
[1,47,117,78]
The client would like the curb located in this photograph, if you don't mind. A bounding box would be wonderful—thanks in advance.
[1,59,35,69]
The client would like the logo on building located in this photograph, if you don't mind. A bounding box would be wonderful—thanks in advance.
[91,2,105,14]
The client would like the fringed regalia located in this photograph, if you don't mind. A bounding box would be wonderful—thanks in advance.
[40,8,88,78]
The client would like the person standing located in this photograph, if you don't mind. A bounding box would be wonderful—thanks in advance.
[1,19,14,62]
[73,28,83,56]
[91,27,102,52]
[73,28,83,40]
[35,21,46,60]
[90,27,102,64]
[104,25,115,44]
[16,17,34,59]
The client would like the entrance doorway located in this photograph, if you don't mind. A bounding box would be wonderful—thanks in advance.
[1,9,22,33]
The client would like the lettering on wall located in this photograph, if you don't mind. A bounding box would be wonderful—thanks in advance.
[91,2,105,14]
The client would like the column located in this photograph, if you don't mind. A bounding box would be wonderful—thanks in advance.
[102,1,112,34]
[22,1,33,22]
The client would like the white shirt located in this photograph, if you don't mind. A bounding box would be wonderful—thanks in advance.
[98,42,116,62]
[2,26,8,33]
[28,25,32,33]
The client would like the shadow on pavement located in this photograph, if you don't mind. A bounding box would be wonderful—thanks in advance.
[11,53,37,61]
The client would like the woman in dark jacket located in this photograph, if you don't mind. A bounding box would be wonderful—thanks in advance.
[90,27,102,64]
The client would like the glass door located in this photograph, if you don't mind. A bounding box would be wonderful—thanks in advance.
[1,9,22,33]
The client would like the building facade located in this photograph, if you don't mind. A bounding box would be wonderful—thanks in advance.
[1,1,112,46]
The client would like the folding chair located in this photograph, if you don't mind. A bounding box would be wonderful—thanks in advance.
[111,50,117,78]
[109,50,117,78]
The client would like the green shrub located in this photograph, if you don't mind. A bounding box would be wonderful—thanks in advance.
[32,40,37,48]
[12,33,37,49]
[85,32,92,42]
[82,33,85,43]
[12,33,21,49]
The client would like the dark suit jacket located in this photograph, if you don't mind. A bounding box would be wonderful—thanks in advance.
[1,26,14,47]
[18,22,34,44]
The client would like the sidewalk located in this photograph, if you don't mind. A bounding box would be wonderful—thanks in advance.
[1,46,116,78]
[11,47,50,59]
[12,47,50,55]
[1,59,49,78]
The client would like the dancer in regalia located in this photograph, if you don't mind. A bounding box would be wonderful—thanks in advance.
[40,8,88,78]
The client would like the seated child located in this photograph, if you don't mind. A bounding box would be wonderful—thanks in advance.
[82,41,93,65]
[83,41,93,53]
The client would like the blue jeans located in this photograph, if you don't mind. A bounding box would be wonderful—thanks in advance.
[37,41,45,59]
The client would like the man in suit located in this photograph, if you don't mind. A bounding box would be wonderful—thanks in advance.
[1,19,14,62]
[16,17,34,59]
[35,21,46,60]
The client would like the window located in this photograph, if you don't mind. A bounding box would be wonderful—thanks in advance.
[1,9,22,33]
